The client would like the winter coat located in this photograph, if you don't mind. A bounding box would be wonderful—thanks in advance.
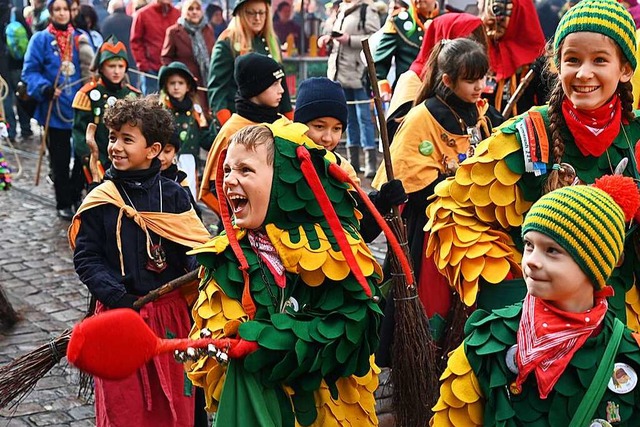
[73,166,199,308]
[161,21,215,109]
[130,2,179,72]
[21,27,83,129]
[326,0,380,89]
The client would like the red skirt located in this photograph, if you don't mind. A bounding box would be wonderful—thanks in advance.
[94,291,195,427]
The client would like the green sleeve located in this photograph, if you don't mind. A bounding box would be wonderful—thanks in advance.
[207,39,236,123]
[372,31,397,80]
[73,109,92,159]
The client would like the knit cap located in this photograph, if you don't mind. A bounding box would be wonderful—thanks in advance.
[294,77,348,128]
[554,0,637,69]
[234,53,285,99]
[521,176,639,289]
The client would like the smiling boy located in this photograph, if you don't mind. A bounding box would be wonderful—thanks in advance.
[68,96,210,427]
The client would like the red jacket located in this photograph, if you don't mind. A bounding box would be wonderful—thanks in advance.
[130,2,180,72]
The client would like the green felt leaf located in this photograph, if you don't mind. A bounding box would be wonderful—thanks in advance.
[256,326,297,351]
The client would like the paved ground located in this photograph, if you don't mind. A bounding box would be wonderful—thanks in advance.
[0,127,392,426]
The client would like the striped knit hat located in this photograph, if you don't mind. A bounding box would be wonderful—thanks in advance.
[522,176,639,289]
[554,0,637,69]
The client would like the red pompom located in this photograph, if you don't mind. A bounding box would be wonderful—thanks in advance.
[593,175,640,222]
[635,140,640,174]
[67,309,159,380]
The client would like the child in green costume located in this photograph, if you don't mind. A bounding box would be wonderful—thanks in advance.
[432,175,640,426]
[186,120,390,426]
[425,0,640,334]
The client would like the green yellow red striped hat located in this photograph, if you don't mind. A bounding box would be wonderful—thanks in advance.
[554,0,637,70]
[522,176,640,289]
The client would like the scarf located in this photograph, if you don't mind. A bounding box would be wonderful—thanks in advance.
[99,74,125,93]
[515,287,612,399]
[168,94,194,113]
[180,17,210,86]
[235,96,279,124]
[562,95,623,158]
[105,158,161,183]
[248,229,286,288]
[48,22,73,62]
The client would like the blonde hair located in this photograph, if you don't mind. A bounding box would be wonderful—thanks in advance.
[223,0,282,62]
[180,0,202,19]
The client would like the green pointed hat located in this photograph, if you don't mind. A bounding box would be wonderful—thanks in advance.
[91,35,129,72]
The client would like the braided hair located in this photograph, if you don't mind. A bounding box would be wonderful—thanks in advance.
[543,40,635,194]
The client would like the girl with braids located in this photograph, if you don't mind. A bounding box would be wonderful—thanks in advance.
[424,0,640,349]
[206,0,292,134]
[371,38,502,367]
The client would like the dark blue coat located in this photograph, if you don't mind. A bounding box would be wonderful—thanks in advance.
[21,27,82,129]
[73,167,198,308]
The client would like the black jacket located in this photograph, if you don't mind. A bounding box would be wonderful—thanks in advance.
[73,162,198,308]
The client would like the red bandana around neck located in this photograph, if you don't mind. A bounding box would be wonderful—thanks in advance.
[515,287,613,399]
[248,229,286,288]
[562,95,623,158]
[47,23,74,62]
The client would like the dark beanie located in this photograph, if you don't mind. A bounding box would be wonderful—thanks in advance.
[235,53,285,99]
[294,77,348,128]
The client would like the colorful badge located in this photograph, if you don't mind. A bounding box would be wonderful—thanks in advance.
[506,344,518,374]
[419,140,434,156]
[606,401,621,423]
[589,420,612,427]
[89,89,101,101]
[608,363,637,394]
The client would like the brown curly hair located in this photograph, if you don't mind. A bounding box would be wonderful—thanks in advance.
[103,95,175,147]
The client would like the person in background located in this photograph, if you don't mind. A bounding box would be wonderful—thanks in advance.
[158,61,209,199]
[273,1,300,51]
[22,0,84,220]
[205,3,227,38]
[207,0,292,134]
[24,0,50,31]
[72,36,140,172]
[1,0,34,142]
[373,0,440,97]
[318,0,380,178]
[161,0,215,113]
[130,0,179,94]
[101,0,137,88]
[294,77,408,244]
[199,52,286,215]
[372,37,503,368]
[74,3,103,50]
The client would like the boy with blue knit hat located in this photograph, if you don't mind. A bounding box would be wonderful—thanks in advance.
[294,76,407,243]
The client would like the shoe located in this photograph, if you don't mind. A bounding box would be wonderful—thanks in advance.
[347,146,362,174]
[57,207,75,221]
[364,148,378,179]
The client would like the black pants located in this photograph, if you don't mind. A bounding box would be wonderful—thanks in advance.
[47,127,83,210]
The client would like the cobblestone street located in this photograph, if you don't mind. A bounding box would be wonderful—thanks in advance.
[0,131,392,426]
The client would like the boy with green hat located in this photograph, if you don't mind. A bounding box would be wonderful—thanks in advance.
[433,175,640,426]
[158,61,209,199]
[72,35,141,179]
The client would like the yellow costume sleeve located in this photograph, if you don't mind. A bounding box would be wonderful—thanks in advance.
[424,130,531,306]
[431,344,484,427]
[187,235,250,411]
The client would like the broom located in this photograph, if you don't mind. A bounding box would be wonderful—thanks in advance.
[0,269,198,409]
[361,39,439,426]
